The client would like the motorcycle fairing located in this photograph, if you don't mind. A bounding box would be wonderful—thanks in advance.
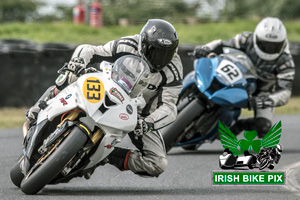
[37,71,140,132]
[180,71,196,95]
[194,57,249,108]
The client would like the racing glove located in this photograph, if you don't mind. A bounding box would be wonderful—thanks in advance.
[249,96,274,110]
[134,118,154,136]
[56,57,97,90]
[193,45,211,58]
[25,105,40,124]
[67,57,86,75]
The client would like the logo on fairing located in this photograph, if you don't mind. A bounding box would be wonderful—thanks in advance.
[110,87,124,103]
[60,98,68,106]
[126,105,133,114]
[157,38,172,47]
[119,113,129,120]
[65,94,72,99]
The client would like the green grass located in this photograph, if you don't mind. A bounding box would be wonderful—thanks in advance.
[0,19,299,45]
[0,97,299,129]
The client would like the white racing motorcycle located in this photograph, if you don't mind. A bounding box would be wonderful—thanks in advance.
[10,55,150,195]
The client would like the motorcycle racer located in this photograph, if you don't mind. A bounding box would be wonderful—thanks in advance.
[193,17,295,138]
[27,19,183,178]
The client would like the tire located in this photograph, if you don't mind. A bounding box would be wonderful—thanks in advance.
[162,98,205,153]
[10,155,24,188]
[20,126,88,195]
[182,145,198,151]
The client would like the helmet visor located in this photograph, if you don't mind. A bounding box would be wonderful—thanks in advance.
[146,45,176,71]
[256,36,285,54]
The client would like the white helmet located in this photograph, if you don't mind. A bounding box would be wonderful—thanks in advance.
[253,17,287,61]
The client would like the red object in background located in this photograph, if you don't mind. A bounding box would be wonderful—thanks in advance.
[73,2,85,24]
[90,1,102,28]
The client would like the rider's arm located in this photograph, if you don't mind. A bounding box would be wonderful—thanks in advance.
[145,54,183,130]
[70,40,116,67]
[70,34,140,67]
[203,32,252,54]
[269,48,295,107]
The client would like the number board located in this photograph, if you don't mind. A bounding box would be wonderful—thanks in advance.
[216,60,243,84]
[83,77,105,103]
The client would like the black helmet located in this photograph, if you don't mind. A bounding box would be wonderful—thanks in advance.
[138,19,179,72]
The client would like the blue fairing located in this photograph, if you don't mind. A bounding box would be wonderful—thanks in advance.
[191,57,249,108]
[181,71,196,95]
[208,87,248,108]
[195,58,220,93]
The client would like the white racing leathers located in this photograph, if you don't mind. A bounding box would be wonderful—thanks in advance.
[202,32,295,121]
[69,34,183,177]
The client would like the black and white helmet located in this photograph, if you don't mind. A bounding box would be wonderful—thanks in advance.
[138,19,179,72]
[253,17,287,61]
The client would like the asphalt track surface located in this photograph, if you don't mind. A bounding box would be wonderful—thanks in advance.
[0,115,300,200]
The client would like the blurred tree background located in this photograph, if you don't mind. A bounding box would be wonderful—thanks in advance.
[1,0,300,25]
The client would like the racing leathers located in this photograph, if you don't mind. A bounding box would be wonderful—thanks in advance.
[58,34,183,177]
[198,32,295,137]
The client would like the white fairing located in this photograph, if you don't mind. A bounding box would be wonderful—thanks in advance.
[36,60,147,169]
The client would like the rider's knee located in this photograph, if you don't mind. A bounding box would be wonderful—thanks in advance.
[137,156,168,178]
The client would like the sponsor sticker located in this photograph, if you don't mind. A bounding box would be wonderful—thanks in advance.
[59,98,68,106]
[110,87,124,103]
[119,113,129,120]
[65,94,72,99]
[126,105,133,115]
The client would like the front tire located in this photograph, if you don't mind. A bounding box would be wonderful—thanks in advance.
[20,126,88,195]
[10,155,24,188]
[162,98,205,153]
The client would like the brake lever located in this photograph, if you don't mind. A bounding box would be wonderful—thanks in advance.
[57,62,73,74]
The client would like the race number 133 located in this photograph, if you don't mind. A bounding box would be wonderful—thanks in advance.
[83,77,105,103]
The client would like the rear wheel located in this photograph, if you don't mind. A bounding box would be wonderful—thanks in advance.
[162,98,205,153]
[20,126,88,195]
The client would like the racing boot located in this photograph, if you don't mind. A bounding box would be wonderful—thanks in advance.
[106,147,131,171]
[230,119,248,136]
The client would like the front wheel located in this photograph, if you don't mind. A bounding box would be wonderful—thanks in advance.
[162,98,205,153]
[20,126,88,195]
[10,155,24,188]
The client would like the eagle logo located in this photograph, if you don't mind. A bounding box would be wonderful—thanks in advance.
[219,121,282,156]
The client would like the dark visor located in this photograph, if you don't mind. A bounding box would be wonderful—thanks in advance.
[146,46,175,71]
[256,36,285,54]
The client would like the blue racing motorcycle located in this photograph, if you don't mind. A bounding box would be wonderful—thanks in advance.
[162,48,257,152]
